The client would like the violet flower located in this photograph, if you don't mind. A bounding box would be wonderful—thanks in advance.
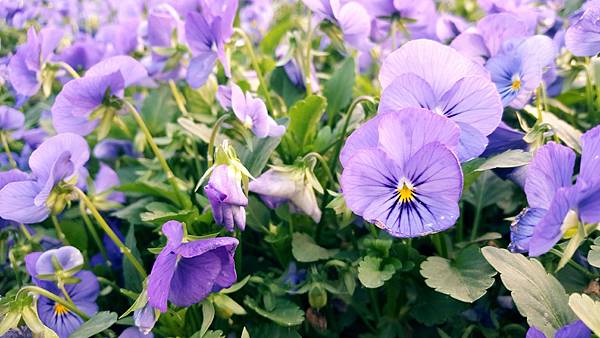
[526,320,590,338]
[340,108,463,237]
[120,327,154,338]
[56,37,104,72]
[91,163,126,208]
[358,0,438,40]
[8,26,63,96]
[184,0,238,88]
[0,133,89,224]
[240,0,274,40]
[25,247,99,338]
[51,55,148,136]
[0,106,25,136]
[303,0,373,51]
[378,39,502,162]
[147,221,238,312]
[510,126,600,256]
[565,1,600,57]
[230,84,286,138]
[93,139,137,161]
[205,164,248,232]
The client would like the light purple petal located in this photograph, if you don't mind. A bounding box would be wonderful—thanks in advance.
[340,114,386,168]
[36,246,84,275]
[0,180,49,223]
[147,251,178,312]
[526,327,546,338]
[378,74,437,114]
[565,5,600,57]
[186,52,217,89]
[0,106,25,131]
[524,142,575,210]
[579,125,600,185]
[168,251,222,307]
[334,2,373,51]
[185,11,214,54]
[29,133,90,187]
[477,13,529,57]
[455,122,489,162]
[86,56,148,87]
[450,32,490,65]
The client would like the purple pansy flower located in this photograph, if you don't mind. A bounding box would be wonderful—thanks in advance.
[205,164,248,232]
[92,163,126,206]
[95,18,140,56]
[133,302,159,335]
[340,108,463,237]
[0,106,25,137]
[378,39,502,162]
[359,0,438,40]
[90,220,125,270]
[120,327,154,338]
[93,139,137,161]
[184,0,238,88]
[565,1,600,56]
[147,221,238,312]
[51,55,148,136]
[485,35,555,108]
[230,84,286,138]
[0,133,89,224]
[482,122,529,187]
[8,26,63,96]
[25,248,99,338]
[510,125,600,256]
[240,0,274,40]
[56,37,104,72]
[526,320,590,338]
[303,0,373,51]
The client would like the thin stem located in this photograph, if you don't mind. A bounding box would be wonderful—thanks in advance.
[585,57,595,121]
[470,202,483,241]
[18,286,89,320]
[303,22,313,95]
[80,202,111,267]
[9,251,22,288]
[1,132,17,169]
[367,223,378,239]
[123,100,187,208]
[54,61,80,79]
[19,223,32,241]
[51,214,68,244]
[169,80,189,116]
[57,283,74,304]
[369,289,381,321]
[74,187,147,279]
[233,28,274,113]
[390,19,397,51]
[549,248,596,279]
[303,152,336,187]
[207,114,231,167]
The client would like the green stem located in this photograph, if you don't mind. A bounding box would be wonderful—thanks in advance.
[303,152,336,187]
[169,80,189,116]
[74,187,147,279]
[391,19,397,51]
[470,202,483,241]
[123,100,187,208]
[207,114,231,167]
[54,61,80,79]
[57,283,74,304]
[51,214,68,244]
[18,286,89,320]
[233,28,274,113]
[9,251,22,288]
[367,223,378,239]
[80,202,111,267]
[1,132,17,169]
[549,248,596,279]
[585,57,595,121]
[369,289,381,321]
[456,201,464,242]
[303,22,313,95]
[19,223,32,241]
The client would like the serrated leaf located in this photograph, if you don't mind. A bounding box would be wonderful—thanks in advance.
[291,232,337,262]
[587,237,600,268]
[323,57,355,120]
[70,312,117,338]
[244,297,304,327]
[476,149,532,171]
[482,246,577,337]
[420,246,496,303]
[568,293,600,336]
[357,256,395,288]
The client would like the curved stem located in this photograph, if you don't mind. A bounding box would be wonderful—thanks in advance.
[207,114,231,167]
[1,132,17,169]
[123,100,187,208]
[330,96,376,174]
[18,286,89,320]
[50,214,68,244]
[233,28,274,113]
[74,187,147,279]
[549,248,597,279]
[169,80,189,116]
[79,202,110,267]
[303,152,336,188]
[54,61,80,79]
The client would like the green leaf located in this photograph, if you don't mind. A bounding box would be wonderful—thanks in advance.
[236,134,283,177]
[118,182,182,207]
[461,158,485,192]
[482,246,577,337]
[587,237,600,268]
[260,18,294,55]
[568,293,600,336]
[420,246,496,303]
[245,196,271,232]
[291,232,337,262]
[283,95,327,157]
[61,219,88,252]
[357,256,395,288]
[524,107,582,153]
[323,57,355,120]
[463,171,514,208]
[141,86,176,135]
[244,297,304,327]
[476,149,532,171]
[70,311,117,338]
[178,117,213,143]
[270,67,305,108]
[123,225,143,292]
[140,202,198,225]
[410,288,469,326]
[249,323,301,338]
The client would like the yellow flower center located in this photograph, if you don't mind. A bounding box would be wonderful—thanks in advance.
[511,78,521,91]
[54,303,69,316]
[397,181,415,203]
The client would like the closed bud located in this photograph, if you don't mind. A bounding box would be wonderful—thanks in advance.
[308,284,327,310]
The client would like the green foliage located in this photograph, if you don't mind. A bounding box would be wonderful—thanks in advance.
[282,95,327,158]
[70,312,117,338]
[357,256,396,288]
[291,232,337,262]
[568,293,600,336]
[323,57,356,121]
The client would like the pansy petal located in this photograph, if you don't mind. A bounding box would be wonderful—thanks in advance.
[509,207,546,253]
[66,270,100,305]
[524,142,575,210]
[168,252,222,307]
[29,133,90,185]
[174,236,238,258]
[147,251,178,312]
[526,327,546,338]
[339,114,386,168]
[455,122,489,162]
[450,32,490,65]
[556,320,591,338]
[0,180,49,224]
[334,2,373,51]
[377,108,461,166]
[565,5,600,57]
[529,186,578,257]
[0,106,25,131]
[378,74,437,114]
[186,52,217,88]
[477,13,529,57]
[576,179,600,224]
[379,39,488,95]
[579,125,600,184]
[86,56,148,87]
[185,11,214,54]
[36,246,84,275]
[161,220,184,249]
